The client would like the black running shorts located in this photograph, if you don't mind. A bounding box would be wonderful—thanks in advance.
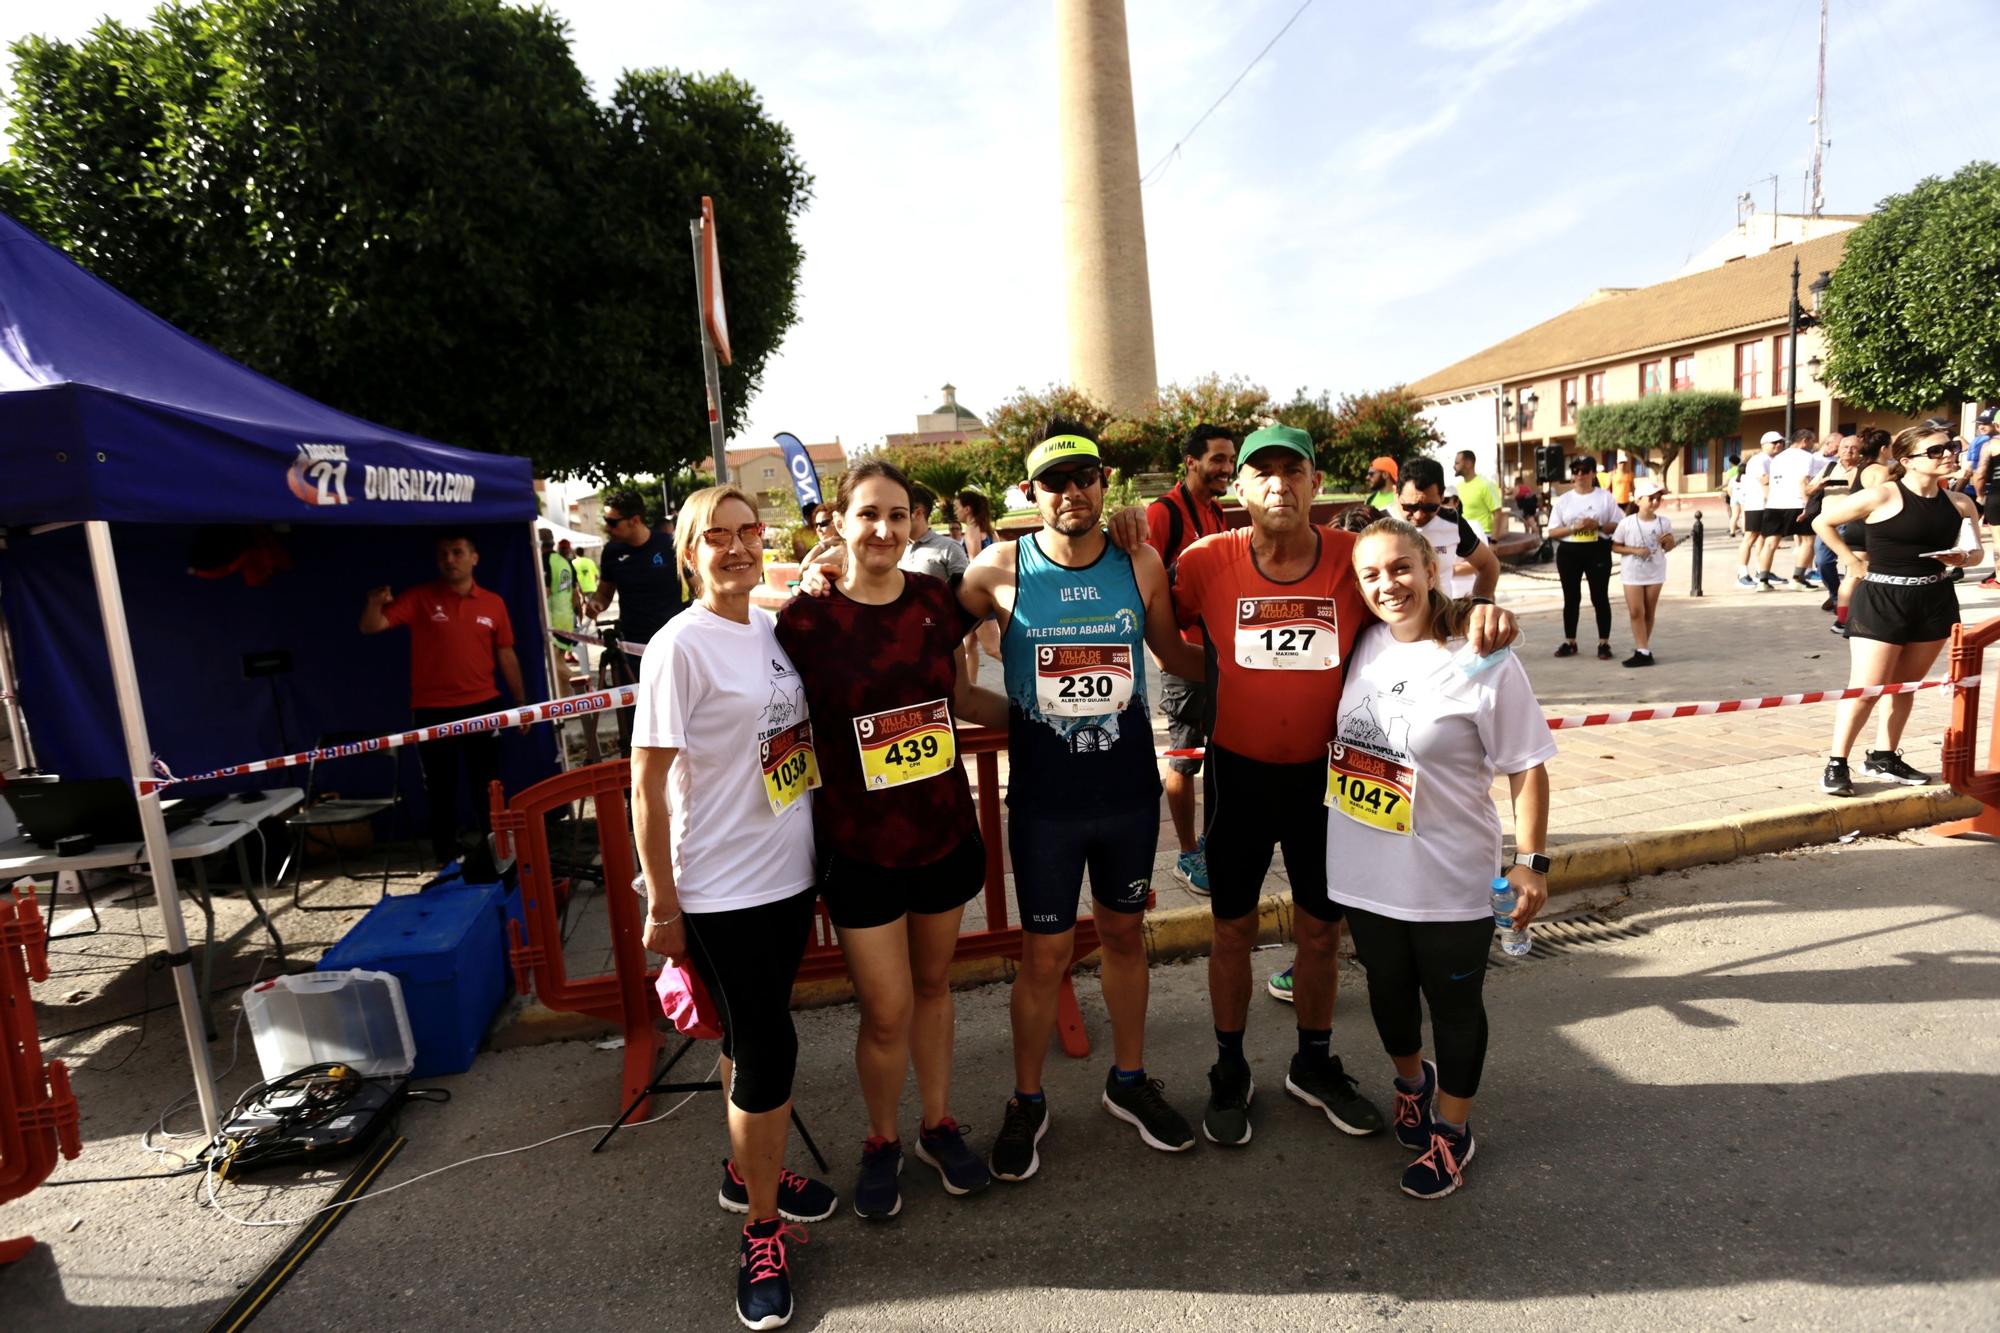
[1847,579,1960,645]
[1759,506,1803,537]
[820,834,986,931]
[1202,745,1342,925]
[1009,807,1157,935]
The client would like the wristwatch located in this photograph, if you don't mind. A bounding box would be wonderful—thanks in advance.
[1512,850,1551,875]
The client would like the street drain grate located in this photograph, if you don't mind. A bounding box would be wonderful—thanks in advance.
[1489,912,1648,965]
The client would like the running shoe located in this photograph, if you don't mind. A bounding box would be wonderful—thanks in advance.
[1284,1053,1385,1137]
[1753,577,1770,592]
[1596,642,1614,660]
[1820,757,1854,797]
[737,1217,805,1330]
[718,1159,838,1224]
[988,1096,1048,1182]
[853,1137,903,1221]
[1173,841,1211,897]
[1201,1060,1254,1147]
[1401,1124,1476,1200]
[1553,641,1578,657]
[1621,651,1653,668]
[1391,1059,1438,1152]
[1795,572,1821,589]
[1820,595,1838,612]
[1861,749,1931,785]
[1101,1070,1196,1153]
[1830,621,1849,638]
[1266,965,1295,1004]
[1735,574,1758,588]
[915,1118,991,1196]
[1980,576,2000,590]
[1761,572,1785,586]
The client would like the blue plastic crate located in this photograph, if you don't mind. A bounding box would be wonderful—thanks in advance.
[319,884,505,1078]
[421,866,523,980]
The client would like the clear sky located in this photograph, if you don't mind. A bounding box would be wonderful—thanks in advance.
[7,0,1996,463]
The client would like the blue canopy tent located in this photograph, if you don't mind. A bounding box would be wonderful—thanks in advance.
[0,210,560,1137]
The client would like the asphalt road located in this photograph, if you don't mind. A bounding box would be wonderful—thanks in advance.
[13,829,1989,1332]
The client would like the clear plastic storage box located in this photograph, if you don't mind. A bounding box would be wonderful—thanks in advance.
[243,969,417,1082]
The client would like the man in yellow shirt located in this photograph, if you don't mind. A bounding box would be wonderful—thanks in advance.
[1450,451,1502,534]
[565,540,599,596]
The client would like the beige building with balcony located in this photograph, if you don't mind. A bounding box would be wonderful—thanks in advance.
[1410,222,1943,495]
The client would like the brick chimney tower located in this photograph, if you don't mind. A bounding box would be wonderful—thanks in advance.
[1056,0,1159,417]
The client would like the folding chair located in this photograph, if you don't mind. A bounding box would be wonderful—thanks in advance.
[278,731,408,912]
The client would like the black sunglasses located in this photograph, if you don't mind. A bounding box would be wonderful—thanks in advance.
[1398,501,1442,517]
[1035,465,1103,493]
[1920,441,1963,460]
[811,514,836,529]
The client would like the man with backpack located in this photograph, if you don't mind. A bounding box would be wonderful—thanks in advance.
[1145,423,1237,895]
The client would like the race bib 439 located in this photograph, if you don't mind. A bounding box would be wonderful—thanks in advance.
[1034,644,1134,717]
[855,699,956,790]
[1236,598,1339,670]
[759,719,820,815]
[1326,740,1415,835]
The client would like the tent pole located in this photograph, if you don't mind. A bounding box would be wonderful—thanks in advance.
[528,521,569,773]
[84,521,223,1141]
[0,592,36,770]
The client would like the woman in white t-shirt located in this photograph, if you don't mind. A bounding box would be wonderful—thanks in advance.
[1327,518,1556,1201]
[1610,480,1677,668]
[1546,455,1625,659]
[631,485,830,1329]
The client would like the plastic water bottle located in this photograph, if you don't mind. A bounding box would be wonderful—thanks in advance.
[1491,876,1530,956]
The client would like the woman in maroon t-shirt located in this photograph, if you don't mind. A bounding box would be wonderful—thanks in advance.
[776,461,1009,1220]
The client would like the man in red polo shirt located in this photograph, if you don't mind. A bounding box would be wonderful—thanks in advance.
[360,532,528,864]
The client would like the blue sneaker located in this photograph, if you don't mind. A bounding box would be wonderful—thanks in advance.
[1390,1059,1437,1151]
[1173,844,1210,896]
[718,1159,838,1223]
[853,1137,903,1221]
[1401,1123,1476,1200]
[1735,574,1758,588]
[915,1117,992,1196]
[736,1217,805,1329]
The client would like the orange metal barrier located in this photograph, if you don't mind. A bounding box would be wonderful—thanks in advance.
[1,886,82,1264]
[1939,613,2000,839]
[496,726,1131,1120]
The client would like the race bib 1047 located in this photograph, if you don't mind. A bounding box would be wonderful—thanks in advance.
[759,718,820,815]
[1326,740,1416,835]
[854,699,956,790]
[1034,643,1135,717]
[1236,598,1339,671]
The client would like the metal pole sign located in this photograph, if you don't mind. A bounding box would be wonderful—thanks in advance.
[689,198,732,483]
[773,432,823,515]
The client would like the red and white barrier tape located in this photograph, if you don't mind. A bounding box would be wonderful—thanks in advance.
[140,686,637,794]
[1161,676,1958,759]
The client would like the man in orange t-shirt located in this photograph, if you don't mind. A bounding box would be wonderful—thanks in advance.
[361,532,527,864]
[1167,425,1516,1150]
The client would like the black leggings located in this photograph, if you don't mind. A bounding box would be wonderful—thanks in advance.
[684,888,817,1114]
[1556,541,1614,642]
[1341,906,1492,1100]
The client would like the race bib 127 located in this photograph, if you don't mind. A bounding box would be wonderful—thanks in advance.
[854,699,956,790]
[1034,643,1135,717]
[1236,598,1339,671]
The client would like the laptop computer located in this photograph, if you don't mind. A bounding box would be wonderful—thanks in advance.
[2,778,220,850]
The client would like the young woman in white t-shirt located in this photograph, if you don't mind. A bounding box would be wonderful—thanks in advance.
[1610,481,1677,668]
[1546,455,1625,659]
[1327,518,1557,1200]
[631,485,831,1330]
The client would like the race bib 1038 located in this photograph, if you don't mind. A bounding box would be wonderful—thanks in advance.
[759,719,820,815]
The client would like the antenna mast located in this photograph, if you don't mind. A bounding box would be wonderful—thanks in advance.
[1808,0,1828,217]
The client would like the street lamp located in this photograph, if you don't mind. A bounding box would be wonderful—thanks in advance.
[1784,258,1826,441]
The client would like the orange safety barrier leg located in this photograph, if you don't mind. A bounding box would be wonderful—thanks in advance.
[1055,975,1089,1060]
[1938,617,2000,840]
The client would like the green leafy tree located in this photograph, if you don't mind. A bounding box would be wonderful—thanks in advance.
[1297,386,1443,488]
[1575,390,1741,473]
[0,0,811,483]
[1819,161,2000,412]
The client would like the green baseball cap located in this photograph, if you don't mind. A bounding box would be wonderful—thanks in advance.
[1025,433,1103,481]
[1241,424,1316,466]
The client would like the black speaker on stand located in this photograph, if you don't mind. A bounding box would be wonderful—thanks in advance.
[1536,444,1568,484]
